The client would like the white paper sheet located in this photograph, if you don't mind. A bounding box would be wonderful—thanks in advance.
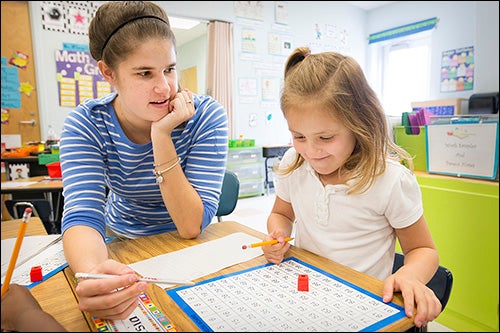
[1,234,62,273]
[129,232,264,288]
[1,181,38,188]
[1,234,65,286]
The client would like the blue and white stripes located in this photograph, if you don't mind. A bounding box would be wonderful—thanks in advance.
[60,92,228,239]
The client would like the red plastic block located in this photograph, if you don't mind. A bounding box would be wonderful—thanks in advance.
[297,274,309,291]
[30,265,43,282]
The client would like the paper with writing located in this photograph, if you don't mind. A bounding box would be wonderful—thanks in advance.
[129,232,263,288]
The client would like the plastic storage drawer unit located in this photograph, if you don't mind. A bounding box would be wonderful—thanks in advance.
[227,147,265,198]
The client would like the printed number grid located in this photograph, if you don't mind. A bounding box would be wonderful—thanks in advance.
[168,257,405,332]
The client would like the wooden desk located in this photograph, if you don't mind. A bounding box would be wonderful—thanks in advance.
[1,175,62,194]
[1,217,91,331]
[1,175,63,223]
[64,221,413,332]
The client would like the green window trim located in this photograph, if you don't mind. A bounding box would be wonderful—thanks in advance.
[368,17,439,44]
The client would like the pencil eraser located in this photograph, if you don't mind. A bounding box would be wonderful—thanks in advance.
[297,274,309,291]
[30,265,43,282]
[242,245,247,250]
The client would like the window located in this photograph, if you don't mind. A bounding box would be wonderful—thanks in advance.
[381,35,431,116]
[367,18,438,118]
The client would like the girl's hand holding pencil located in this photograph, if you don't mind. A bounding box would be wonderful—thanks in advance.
[258,234,294,264]
[242,237,294,250]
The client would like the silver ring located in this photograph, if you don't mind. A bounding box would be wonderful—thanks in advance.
[187,100,193,104]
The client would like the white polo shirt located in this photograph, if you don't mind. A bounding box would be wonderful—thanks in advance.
[275,147,423,280]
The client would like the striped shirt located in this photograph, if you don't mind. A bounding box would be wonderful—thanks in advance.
[60,92,228,239]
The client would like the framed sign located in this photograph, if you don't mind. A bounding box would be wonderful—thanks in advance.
[426,122,499,180]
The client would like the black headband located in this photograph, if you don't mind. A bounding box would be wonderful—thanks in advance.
[101,15,169,57]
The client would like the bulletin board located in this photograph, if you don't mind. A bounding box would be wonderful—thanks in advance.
[167,257,406,332]
[1,1,42,143]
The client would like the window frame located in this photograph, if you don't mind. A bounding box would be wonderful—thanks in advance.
[368,30,433,118]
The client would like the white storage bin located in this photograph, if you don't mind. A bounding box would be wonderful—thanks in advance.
[227,147,261,164]
[230,163,264,180]
[239,179,265,197]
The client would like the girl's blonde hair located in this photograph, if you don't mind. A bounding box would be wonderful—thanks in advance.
[279,47,413,194]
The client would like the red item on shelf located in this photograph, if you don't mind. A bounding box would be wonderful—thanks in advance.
[46,161,61,178]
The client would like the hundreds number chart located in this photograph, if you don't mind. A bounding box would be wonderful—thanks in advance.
[168,257,406,332]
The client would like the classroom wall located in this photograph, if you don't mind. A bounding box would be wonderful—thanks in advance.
[366,1,499,101]
[28,1,499,146]
[177,33,208,95]
[161,1,368,146]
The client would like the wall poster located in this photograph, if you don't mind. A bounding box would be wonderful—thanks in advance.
[41,1,97,35]
[55,49,113,108]
[440,46,474,92]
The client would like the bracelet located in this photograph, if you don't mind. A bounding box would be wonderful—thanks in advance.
[153,157,180,184]
[153,156,178,168]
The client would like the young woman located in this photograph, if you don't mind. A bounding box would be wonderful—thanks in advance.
[60,1,227,319]
[262,47,441,328]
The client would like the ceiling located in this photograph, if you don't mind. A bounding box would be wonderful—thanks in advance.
[345,1,399,11]
[172,22,207,47]
[172,2,399,47]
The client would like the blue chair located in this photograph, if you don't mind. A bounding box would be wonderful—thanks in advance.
[392,252,453,332]
[216,170,240,222]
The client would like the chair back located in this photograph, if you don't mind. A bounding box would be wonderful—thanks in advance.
[5,201,39,219]
[392,252,453,311]
[5,199,59,234]
[216,170,240,222]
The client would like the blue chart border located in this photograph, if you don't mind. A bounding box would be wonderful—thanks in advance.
[167,256,406,332]
[26,262,68,289]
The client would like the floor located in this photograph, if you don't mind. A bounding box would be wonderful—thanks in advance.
[215,190,455,332]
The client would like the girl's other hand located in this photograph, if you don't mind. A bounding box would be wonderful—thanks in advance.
[382,269,442,328]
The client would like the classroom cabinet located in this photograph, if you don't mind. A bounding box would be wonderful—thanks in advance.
[227,147,265,198]
[414,172,499,332]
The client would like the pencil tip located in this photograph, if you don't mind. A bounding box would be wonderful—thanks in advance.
[242,245,247,250]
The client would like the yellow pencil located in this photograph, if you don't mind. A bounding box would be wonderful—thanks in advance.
[242,237,294,250]
[1,207,32,297]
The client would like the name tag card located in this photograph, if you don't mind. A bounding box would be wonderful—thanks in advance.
[426,122,499,180]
